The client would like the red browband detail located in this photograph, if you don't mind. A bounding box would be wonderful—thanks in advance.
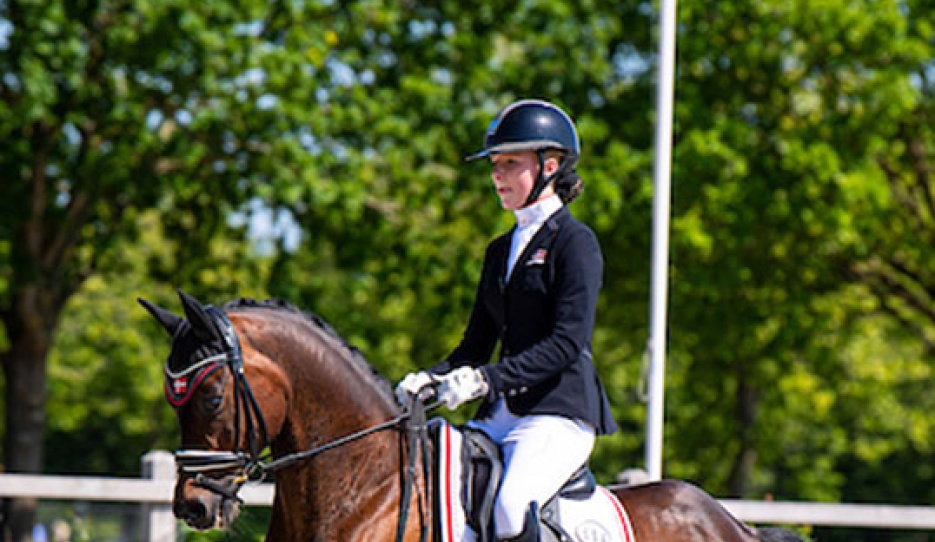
[165,361,223,407]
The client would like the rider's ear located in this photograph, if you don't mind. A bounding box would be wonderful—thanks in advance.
[138,297,185,337]
[176,290,217,342]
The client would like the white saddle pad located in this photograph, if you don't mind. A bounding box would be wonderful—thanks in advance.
[432,419,635,542]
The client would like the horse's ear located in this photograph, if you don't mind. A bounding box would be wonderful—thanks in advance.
[138,297,184,337]
[177,290,217,341]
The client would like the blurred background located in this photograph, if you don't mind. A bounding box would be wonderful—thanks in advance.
[0,0,933,540]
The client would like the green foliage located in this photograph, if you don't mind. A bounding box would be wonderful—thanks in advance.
[657,0,934,507]
[44,210,272,474]
[182,508,270,542]
[1,0,932,540]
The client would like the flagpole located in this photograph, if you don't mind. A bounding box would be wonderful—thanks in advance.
[645,0,678,482]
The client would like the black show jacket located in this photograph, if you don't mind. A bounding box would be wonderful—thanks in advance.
[432,206,618,435]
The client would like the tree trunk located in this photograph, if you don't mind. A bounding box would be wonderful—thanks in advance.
[727,364,758,498]
[1,285,59,542]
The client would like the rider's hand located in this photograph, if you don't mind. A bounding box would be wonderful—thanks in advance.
[395,371,435,404]
[436,367,488,410]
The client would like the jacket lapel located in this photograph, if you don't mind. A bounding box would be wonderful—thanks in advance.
[506,207,567,286]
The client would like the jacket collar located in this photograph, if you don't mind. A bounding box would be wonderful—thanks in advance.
[514,194,563,229]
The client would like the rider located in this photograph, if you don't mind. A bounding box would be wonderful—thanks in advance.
[396,99,618,542]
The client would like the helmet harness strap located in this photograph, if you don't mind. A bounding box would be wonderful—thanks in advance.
[523,149,579,207]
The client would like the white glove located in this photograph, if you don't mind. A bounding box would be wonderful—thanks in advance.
[395,371,435,404]
[436,367,488,410]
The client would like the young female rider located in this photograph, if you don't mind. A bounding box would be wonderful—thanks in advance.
[396,99,617,542]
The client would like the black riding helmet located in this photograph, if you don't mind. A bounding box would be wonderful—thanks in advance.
[466,99,581,206]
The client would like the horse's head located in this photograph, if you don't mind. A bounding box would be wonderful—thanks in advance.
[139,290,289,530]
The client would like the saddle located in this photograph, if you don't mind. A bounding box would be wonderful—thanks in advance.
[430,421,598,542]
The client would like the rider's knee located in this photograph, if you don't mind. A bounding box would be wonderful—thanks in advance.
[494,487,531,535]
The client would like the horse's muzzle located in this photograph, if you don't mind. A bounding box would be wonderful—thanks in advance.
[174,475,242,530]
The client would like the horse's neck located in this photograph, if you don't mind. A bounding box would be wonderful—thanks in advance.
[268,321,402,467]
[272,346,408,540]
[281,344,397,441]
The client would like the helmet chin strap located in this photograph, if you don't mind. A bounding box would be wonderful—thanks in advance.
[523,150,552,208]
[522,150,577,207]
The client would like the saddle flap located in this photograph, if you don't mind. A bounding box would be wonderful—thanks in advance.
[460,427,502,541]
[429,419,469,542]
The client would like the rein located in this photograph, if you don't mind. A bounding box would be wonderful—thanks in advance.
[172,305,437,541]
[264,396,435,542]
[207,305,270,469]
[261,412,410,473]
[180,401,434,541]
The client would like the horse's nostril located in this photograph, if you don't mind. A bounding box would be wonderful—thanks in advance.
[174,498,210,528]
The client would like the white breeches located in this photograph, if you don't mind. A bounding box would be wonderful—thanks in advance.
[467,399,596,539]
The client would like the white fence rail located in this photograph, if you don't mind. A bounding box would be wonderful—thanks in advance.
[720,499,935,529]
[0,451,273,542]
[1,452,934,540]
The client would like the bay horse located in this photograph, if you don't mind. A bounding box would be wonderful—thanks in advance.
[139,291,803,542]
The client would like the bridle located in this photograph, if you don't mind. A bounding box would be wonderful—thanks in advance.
[172,306,269,501]
[170,306,434,541]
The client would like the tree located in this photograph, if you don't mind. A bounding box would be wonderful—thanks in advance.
[0,1,350,538]
[5,1,934,540]
[662,0,934,506]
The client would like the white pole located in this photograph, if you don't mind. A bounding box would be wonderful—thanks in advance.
[645,0,678,482]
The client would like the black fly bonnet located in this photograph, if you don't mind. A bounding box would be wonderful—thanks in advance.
[141,292,269,500]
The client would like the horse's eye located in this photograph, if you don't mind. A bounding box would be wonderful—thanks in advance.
[201,394,223,414]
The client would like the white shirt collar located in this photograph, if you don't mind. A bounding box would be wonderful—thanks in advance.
[514,194,563,229]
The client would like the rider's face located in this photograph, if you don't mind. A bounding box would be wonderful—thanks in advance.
[490,151,549,210]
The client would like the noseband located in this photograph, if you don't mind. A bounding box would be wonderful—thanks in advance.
[170,307,434,541]
[171,306,269,501]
